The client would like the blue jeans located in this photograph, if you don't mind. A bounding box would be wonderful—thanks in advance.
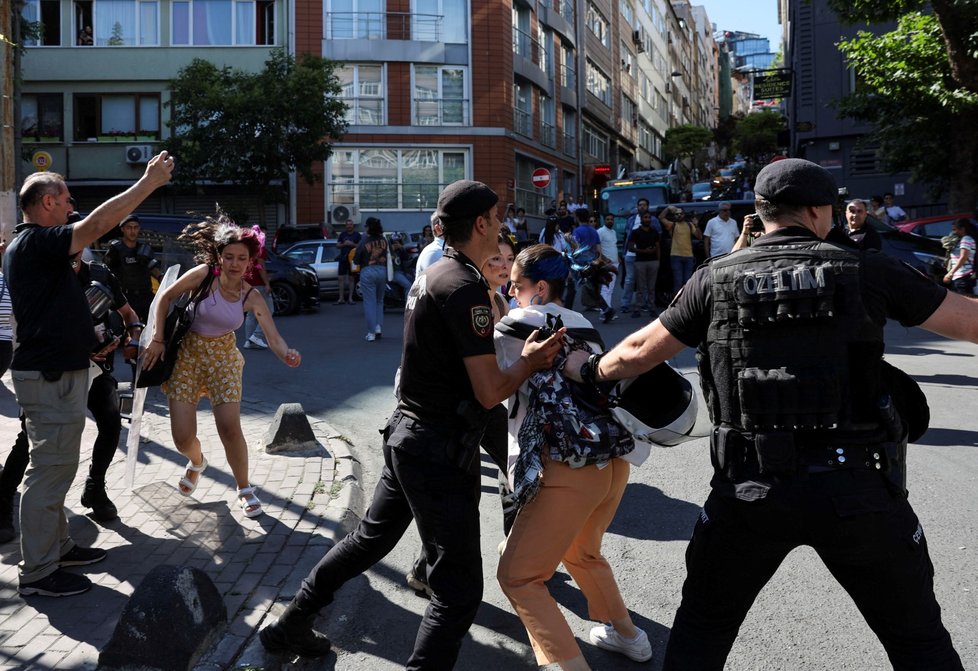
[360,264,387,334]
[671,256,695,291]
[620,256,636,310]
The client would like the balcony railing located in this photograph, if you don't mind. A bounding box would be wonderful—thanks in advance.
[513,108,533,138]
[562,132,577,158]
[560,64,576,90]
[414,98,470,126]
[512,26,541,66]
[325,12,443,41]
[540,121,556,148]
[339,97,385,125]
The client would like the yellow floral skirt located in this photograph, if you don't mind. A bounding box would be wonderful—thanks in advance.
[162,331,243,405]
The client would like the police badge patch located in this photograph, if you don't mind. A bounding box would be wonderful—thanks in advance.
[471,305,493,338]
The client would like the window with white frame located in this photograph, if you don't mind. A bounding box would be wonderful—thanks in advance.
[514,81,532,137]
[538,26,552,75]
[620,0,634,24]
[620,41,635,78]
[583,123,608,162]
[414,65,468,125]
[73,92,160,140]
[22,0,61,45]
[413,0,466,42]
[585,60,611,107]
[639,120,653,154]
[337,64,385,125]
[324,0,383,40]
[329,148,468,210]
[172,0,275,45]
[585,3,608,47]
[21,93,63,140]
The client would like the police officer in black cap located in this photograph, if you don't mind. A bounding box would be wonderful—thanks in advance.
[259,180,564,667]
[565,158,969,669]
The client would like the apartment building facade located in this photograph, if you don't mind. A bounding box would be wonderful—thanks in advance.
[19,0,719,230]
[19,0,290,220]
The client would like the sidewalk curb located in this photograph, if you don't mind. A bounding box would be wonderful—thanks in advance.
[193,417,367,671]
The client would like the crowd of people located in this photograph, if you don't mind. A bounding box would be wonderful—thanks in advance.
[0,155,973,671]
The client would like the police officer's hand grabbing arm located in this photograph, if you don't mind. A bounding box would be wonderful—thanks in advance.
[564,320,685,384]
[464,327,565,409]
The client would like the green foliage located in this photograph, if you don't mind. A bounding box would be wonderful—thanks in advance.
[663,124,713,161]
[836,10,978,204]
[732,110,783,159]
[163,50,348,217]
[107,21,124,45]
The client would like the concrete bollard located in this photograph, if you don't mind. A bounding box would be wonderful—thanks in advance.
[97,564,226,671]
[264,402,320,453]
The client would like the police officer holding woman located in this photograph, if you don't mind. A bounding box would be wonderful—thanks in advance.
[565,159,967,669]
[259,180,564,668]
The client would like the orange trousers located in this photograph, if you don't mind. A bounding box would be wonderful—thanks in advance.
[497,456,631,665]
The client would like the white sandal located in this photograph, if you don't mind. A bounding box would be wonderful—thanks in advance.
[178,457,208,496]
[237,485,263,518]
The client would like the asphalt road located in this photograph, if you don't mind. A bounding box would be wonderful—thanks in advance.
[243,295,978,670]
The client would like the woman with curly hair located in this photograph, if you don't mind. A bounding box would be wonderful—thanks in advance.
[141,215,302,517]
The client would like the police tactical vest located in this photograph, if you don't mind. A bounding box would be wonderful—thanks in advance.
[108,239,154,295]
[698,240,886,444]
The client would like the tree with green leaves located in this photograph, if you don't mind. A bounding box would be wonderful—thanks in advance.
[164,50,348,223]
[732,110,783,160]
[663,124,713,163]
[830,0,978,210]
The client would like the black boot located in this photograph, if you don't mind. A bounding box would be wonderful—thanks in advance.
[259,601,331,658]
[81,478,118,522]
[0,497,14,545]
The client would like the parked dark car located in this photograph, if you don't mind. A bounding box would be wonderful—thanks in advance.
[272,223,328,252]
[864,216,946,281]
[265,249,321,315]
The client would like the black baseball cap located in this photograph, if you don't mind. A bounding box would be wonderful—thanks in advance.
[754,158,838,206]
[434,180,498,223]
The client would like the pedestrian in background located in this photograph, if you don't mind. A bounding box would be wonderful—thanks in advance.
[141,216,301,519]
[102,214,162,322]
[335,219,361,305]
[661,207,701,291]
[356,216,388,342]
[5,153,173,597]
[943,217,977,295]
[242,225,272,349]
[703,201,739,258]
[565,158,967,670]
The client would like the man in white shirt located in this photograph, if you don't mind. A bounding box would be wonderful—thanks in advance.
[415,215,446,274]
[703,202,740,258]
[883,192,908,224]
[598,214,619,266]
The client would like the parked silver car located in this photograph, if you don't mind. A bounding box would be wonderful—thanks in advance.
[280,239,341,297]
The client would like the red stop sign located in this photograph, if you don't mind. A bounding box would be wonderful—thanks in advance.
[531,168,551,189]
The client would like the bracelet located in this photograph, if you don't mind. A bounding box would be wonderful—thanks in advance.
[579,352,605,387]
[127,322,145,330]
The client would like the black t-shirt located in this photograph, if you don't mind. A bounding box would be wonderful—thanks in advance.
[6,223,95,371]
[629,226,660,262]
[103,239,156,296]
[659,226,947,347]
[398,247,495,429]
[845,223,883,252]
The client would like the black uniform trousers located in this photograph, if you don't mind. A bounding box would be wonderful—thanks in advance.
[662,469,963,671]
[0,371,120,501]
[294,415,483,671]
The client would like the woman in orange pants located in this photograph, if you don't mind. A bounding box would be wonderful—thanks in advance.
[495,244,651,670]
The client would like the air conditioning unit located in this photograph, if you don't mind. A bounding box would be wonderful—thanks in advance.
[331,203,360,226]
[125,145,153,164]
[631,29,641,45]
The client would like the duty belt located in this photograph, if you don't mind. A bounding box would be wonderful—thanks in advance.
[798,445,886,474]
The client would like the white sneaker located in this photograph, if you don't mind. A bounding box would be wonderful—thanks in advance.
[247,335,268,349]
[374,326,382,339]
[589,624,652,662]
[365,333,376,342]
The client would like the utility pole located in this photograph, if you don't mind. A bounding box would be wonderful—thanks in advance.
[1,0,17,244]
